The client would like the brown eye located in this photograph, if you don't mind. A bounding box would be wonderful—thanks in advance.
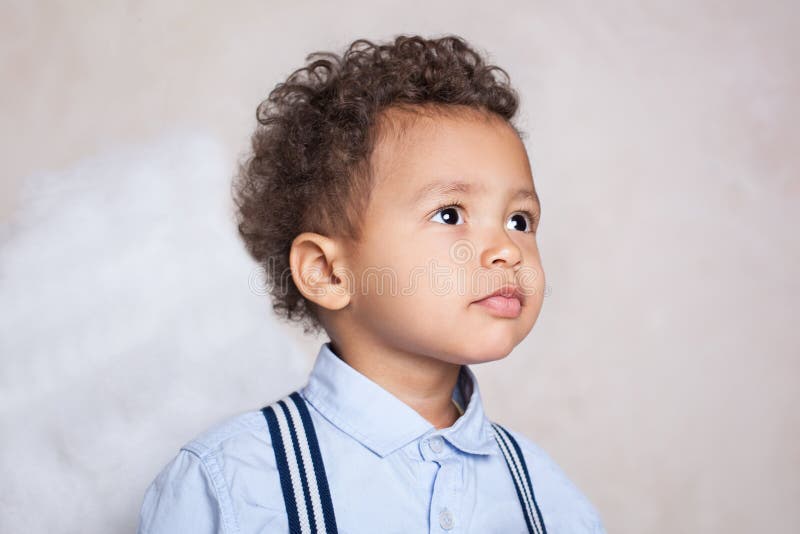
[430,205,464,225]
[507,212,533,233]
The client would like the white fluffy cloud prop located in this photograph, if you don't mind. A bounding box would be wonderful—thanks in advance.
[0,130,309,532]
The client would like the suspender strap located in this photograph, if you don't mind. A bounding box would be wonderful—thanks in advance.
[261,391,339,534]
[491,422,548,534]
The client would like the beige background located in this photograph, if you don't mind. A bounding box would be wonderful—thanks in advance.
[1,1,798,533]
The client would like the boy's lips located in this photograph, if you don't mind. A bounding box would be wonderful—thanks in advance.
[473,284,525,304]
[471,285,524,318]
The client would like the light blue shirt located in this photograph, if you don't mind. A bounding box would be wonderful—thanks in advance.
[138,342,606,533]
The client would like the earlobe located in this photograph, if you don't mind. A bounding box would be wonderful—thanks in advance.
[289,232,351,311]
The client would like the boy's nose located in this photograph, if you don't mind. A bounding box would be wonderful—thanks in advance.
[479,230,523,271]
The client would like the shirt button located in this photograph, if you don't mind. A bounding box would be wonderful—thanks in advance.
[429,436,444,453]
[439,508,455,530]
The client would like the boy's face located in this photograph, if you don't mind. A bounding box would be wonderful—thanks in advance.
[340,110,544,365]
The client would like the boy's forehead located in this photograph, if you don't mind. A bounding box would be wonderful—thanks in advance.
[370,113,536,203]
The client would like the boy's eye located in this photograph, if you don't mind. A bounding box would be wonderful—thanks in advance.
[430,204,464,225]
[507,211,536,233]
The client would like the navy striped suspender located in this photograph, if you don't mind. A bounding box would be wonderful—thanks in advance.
[491,422,548,534]
[261,392,338,534]
[262,391,546,534]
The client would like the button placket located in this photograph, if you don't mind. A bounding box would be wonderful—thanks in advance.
[426,449,462,533]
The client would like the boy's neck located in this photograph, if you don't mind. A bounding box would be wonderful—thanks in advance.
[328,338,463,430]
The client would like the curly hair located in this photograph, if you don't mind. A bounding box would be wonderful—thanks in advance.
[232,33,523,335]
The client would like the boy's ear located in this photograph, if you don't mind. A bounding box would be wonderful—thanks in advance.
[289,232,352,311]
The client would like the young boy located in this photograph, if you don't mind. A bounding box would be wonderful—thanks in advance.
[138,34,606,533]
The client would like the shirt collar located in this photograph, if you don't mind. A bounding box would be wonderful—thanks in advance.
[300,342,497,458]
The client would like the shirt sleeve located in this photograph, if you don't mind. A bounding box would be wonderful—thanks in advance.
[137,448,236,534]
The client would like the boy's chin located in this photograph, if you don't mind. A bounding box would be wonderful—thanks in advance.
[451,336,521,365]
[458,320,533,363]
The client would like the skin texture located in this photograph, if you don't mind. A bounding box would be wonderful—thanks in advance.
[290,109,545,429]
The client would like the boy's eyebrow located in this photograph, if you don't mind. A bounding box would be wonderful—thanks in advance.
[412,179,540,208]
[412,180,473,203]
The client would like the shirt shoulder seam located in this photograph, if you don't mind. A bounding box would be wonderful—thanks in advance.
[183,448,241,534]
